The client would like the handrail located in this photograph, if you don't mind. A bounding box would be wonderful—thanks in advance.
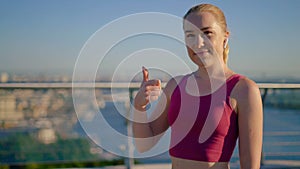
[258,83,300,89]
[1,82,300,89]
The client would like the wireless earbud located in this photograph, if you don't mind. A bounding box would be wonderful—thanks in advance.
[224,38,228,49]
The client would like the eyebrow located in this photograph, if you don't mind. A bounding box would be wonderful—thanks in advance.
[184,27,212,33]
[201,27,212,31]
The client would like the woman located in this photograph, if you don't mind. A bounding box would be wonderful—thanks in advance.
[133,4,263,169]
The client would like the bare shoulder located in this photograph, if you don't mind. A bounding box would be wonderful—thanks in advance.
[233,76,262,114]
[234,77,260,99]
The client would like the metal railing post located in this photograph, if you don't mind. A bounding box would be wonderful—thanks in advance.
[124,88,136,169]
[260,88,269,166]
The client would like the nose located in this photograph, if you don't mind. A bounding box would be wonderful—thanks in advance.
[195,34,205,48]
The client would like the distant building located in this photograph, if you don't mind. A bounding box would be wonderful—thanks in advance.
[1,72,9,83]
[38,128,57,144]
[0,94,24,128]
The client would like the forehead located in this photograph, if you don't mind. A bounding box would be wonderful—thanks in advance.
[184,12,219,31]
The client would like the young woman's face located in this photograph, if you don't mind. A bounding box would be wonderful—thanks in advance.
[183,12,227,68]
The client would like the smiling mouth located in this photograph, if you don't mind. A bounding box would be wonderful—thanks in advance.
[194,50,210,56]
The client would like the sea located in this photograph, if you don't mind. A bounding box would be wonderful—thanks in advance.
[84,101,300,164]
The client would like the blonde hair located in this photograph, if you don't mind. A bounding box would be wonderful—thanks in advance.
[184,4,229,64]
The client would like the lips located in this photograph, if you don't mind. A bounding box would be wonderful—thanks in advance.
[194,49,209,56]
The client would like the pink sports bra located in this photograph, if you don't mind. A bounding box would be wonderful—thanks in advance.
[168,74,243,162]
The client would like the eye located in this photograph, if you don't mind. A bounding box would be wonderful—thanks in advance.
[186,33,195,38]
[203,31,213,36]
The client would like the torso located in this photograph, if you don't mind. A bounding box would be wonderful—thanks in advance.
[185,72,239,113]
[167,72,243,168]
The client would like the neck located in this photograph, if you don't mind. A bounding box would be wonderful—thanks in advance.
[194,63,231,80]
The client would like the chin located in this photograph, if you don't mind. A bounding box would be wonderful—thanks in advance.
[191,60,207,68]
[197,60,215,69]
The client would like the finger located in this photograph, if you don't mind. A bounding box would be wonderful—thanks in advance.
[150,90,162,96]
[149,95,160,102]
[142,66,149,82]
[145,89,161,96]
[145,86,161,92]
[145,79,161,86]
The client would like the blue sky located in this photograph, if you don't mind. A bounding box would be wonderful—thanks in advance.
[1,0,300,80]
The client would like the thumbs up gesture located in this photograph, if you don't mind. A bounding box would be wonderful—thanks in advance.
[134,67,162,111]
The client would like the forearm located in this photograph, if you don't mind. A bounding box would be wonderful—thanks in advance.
[133,109,154,138]
[239,137,262,169]
[132,108,156,152]
[239,151,261,169]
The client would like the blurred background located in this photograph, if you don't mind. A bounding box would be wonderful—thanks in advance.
[0,0,300,168]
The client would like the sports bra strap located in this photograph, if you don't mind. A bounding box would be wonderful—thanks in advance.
[226,74,244,96]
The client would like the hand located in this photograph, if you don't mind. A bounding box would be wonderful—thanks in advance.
[134,67,161,111]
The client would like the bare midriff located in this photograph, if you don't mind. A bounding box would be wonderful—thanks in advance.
[171,156,230,169]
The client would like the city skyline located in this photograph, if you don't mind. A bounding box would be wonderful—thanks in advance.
[1,0,300,80]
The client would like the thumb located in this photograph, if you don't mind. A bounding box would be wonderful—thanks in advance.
[142,66,149,82]
[157,79,161,87]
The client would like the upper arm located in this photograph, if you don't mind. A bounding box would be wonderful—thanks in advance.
[236,78,263,169]
[148,76,184,136]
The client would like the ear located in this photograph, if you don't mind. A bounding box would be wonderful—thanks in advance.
[223,31,230,48]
